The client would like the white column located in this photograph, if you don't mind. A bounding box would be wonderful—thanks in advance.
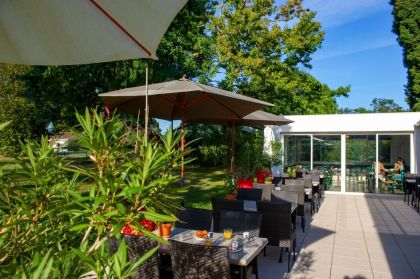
[280,134,285,174]
[410,133,415,173]
[310,134,313,170]
[341,134,346,193]
[375,134,379,193]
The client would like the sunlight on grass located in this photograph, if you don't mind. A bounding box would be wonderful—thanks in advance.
[183,166,229,209]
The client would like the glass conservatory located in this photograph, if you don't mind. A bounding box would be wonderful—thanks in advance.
[269,112,420,193]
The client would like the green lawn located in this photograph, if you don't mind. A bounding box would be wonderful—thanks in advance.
[182,166,229,209]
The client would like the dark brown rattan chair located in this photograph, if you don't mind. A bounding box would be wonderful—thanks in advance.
[310,170,322,211]
[211,198,244,231]
[108,235,160,279]
[215,210,261,279]
[216,210,262,239]
[175,207,212,231]
[271,190,298,208]
[281,184,306,232]
[257,201,296,272]
[252,183,274,201]
[169,240,230,279]
[236,188,263,201]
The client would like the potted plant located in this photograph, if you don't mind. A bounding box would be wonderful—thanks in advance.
[264,176,272,184]
[224,175,237,199]
[287,166,296,178]
[235,167,253,189]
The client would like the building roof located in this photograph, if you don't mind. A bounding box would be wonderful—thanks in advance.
[274,112,420,134]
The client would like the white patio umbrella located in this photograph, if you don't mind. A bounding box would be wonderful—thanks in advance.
[0,0,188,65]
[0,0,188,140]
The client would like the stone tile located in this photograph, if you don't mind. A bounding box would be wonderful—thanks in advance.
[330,267,374,279]
[332,255,372,271]
[334,239,367,249]
[333,247,369,259]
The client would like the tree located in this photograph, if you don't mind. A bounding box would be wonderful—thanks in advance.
[210,0,349,115]
[339,98,405,113]
[391,0,420,110]
[371,98,405,112]
[0,64,35,155]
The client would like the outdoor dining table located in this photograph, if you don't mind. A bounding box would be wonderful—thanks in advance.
[158,227,268,279]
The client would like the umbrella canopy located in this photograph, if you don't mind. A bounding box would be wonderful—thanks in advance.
[99,78,273,121]
[0,0,187,65]
[188,110,293,126]
[100,77,273,180]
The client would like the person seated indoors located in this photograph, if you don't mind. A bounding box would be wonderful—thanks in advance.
[394,157,407,182]
[374,161,387,182]
[394,157,403,174]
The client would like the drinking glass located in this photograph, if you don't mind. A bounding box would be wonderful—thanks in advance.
[223,228,233,239]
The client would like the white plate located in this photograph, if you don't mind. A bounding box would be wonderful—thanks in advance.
[229,246,243,253]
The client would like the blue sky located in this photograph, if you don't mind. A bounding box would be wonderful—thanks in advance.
[305,0,408,109]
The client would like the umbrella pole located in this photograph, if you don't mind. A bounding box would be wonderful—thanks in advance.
[144,67,149,145]
[231,123,235,177]
[181,110,185,185]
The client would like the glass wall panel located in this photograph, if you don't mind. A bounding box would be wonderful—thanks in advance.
[313,135,341,191]
[284,135,310,170]
[378,135,411,194]
[346,135,376,192]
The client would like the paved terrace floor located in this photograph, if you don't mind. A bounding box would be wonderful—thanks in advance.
[257,193,420,279]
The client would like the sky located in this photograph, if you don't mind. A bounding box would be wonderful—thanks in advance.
[304,0,408,110]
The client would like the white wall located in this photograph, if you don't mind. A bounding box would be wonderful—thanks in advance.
[274,112,420,134]
[416,122,420,173]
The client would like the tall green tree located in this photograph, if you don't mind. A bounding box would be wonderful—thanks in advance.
[210,0,349,115]
[391,0,420,110]
[0,64,35,155]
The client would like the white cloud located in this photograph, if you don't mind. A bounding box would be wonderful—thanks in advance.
[304,0,390,28]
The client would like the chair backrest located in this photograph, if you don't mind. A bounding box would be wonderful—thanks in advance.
[253,183,274,201]
[109,235,160,279]
[211,197,244,231]
[284,179,305,187]
[310,170,321,183]
[280,184,305,217]
[256,201,292,245]
[216,210,261,238]
[236,188,263,201]
[175,207,212,231]
[169,240,230,279]
[271,190,298,205]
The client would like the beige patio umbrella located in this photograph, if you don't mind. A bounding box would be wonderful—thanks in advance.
[189,111,293,176]
[99,77,273,178]
[0,0,188,65]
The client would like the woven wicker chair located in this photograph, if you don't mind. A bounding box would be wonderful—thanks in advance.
[310,170,321,211]
[215,210,261,238]
[108,235,160,279]
[215,210,261,279]
[281,184,306,232]
[211,198,244,231]
[271,190,298,209]
[257,201,296,272]
[169,240,230,279]
[236,188,263,201]
[175,207,212,231]
[252,184,274,201]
